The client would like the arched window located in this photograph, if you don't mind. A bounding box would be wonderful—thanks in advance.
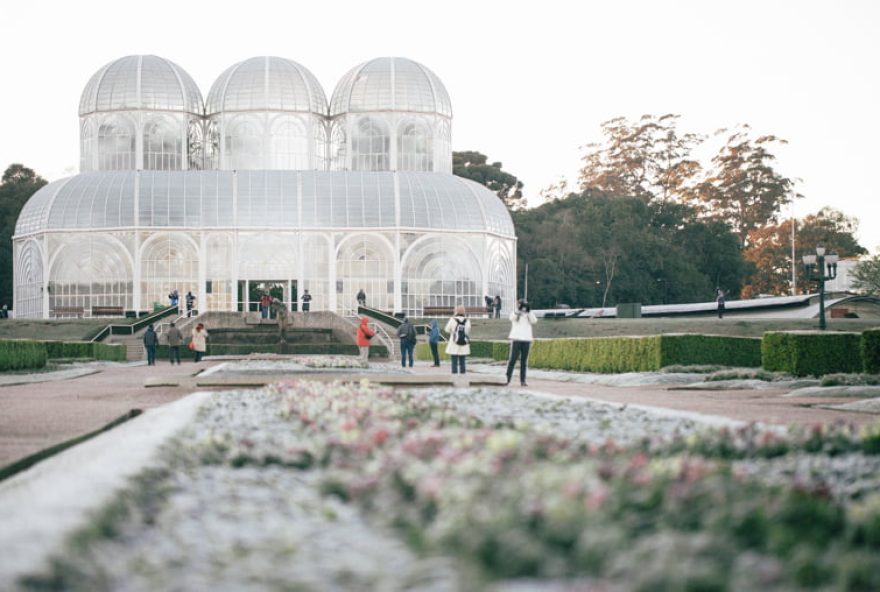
[14,240,43,318]
[269,116,308,170]
[225,117,264,170]
[397,121,433,172]
[187,119,204,170]
[97,115,135,171]
[143,117,183,170]
[336,234,394,315]
[401,236,482,317]
[48,235,132,317]
[80,120,96,172]
[140,233,198,310]
[351,117,389,171]
[329,121,346,171]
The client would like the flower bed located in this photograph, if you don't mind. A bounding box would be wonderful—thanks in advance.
[26,381,880,590]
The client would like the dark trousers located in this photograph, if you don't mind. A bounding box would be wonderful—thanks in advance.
[169,346,180,364]
[718,305,725,319]
[146,345,157,366]
[494,307,501,319]
[400,340,414,367]
[451,355,466,374]
[261,305,269,319]
[506,340,532,385]
[302,303,310,312]
[194,350,204,362]
[429,341,440,366]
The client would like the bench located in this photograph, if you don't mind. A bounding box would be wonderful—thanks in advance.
[50,306,84,318]
[91,305,125,317]
[422,306,492,318]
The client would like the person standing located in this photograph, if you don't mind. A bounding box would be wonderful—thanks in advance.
[260,292,272,319]
[185,291,195,317]
[191,322,208,362]
[506,299,537,387]
[356,288,367,308]
[356,317,375,362]
[169,289,179,308]
[166,321,183,365]
[0,304,7,319]
[143,323,158,366]
[396,316,417,368]
[428,319,441,367]
[301,289,312,312]
[444,305,471,374]
[484,295,493,318]
[716,289,726,319]
[493,295,502,319]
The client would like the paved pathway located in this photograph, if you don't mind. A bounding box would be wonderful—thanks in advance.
[2,358,878,469]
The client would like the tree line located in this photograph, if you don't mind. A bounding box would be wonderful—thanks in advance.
[452,113,874,308]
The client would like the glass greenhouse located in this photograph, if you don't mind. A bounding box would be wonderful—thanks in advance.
[13,55,516,319]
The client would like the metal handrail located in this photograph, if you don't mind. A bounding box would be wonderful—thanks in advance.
[371,323,395,358]
[89,305,180,342]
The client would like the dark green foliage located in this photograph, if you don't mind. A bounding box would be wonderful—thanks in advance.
[0,165,47,309]
[659,334,762,368]
[513,193,749,309]
[415,340,508,362]
[762,332,863,376]
[861,329,880,374]
[452,151,524,209]
[0,339,47,371]
[43,341,126,361]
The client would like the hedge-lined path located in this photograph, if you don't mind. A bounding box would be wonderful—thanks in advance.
[0,360,222,467]
[3,357,879,471]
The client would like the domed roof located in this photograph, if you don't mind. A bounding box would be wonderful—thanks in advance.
[330,57,452,118]
[206,56,327,116]
[15,171,513,237]
[79,55,204,116]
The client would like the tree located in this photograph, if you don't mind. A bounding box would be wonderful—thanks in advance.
[697,126,798,247]
[0,164,47,309]
[741,208,867,297]
[851,255,880,296]
[452,151,525,210]
[578,114,703,203]
[514,190,747,308]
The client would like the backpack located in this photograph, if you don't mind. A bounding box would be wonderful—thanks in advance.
[454,318,468,346]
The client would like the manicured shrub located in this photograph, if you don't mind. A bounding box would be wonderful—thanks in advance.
[93,343,127,361]
[0,339,48,371]
[658,334,762,368]
[415,340,507,362]
[862,329,880,374]
[43,341,126,361]
[762,332,863,377]
[530,336,662,373]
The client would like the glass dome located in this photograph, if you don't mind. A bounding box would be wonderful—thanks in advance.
[206,56,327,115]
[79,55,204,116]
[15,171,514,236]
[330,57,452,118]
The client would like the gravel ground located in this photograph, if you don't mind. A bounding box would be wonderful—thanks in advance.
[199,359,409,377]
[469,365,709,387]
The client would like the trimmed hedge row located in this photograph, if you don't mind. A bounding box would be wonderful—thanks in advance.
[417,335,761,373]
[0,340,48,371]
[762,331,865,377]
[0,340,125,371]
[415,340,510,362]
[863,329,880,374]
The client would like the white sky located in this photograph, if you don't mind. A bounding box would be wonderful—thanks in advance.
[1,0,877,252]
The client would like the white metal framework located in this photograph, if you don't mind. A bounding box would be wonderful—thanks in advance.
[14,55,516,319]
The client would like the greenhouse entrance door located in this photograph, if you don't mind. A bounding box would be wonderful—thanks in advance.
[238,280,298,314]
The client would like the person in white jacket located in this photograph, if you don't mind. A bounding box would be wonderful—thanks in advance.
[444,305,471,374]
[506,299,537,386]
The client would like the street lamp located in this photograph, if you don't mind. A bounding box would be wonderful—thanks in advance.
[802,244,839,330]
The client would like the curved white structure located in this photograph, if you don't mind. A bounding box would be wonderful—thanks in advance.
[14,55,515,319]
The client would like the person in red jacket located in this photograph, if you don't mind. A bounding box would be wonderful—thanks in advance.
[356,317,376,362]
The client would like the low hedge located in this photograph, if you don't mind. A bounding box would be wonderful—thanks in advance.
[863,329,880,374]
[0,339,48,371]
[43,341,126,362]
[417,335,760,373]
[415,340,509,362]
[762,331,863,376]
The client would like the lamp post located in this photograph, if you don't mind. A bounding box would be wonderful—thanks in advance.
[802,244,839,330]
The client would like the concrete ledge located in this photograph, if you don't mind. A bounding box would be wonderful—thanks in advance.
[0,391,212,589]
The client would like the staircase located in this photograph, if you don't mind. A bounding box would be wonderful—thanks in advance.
[107,334,145,362]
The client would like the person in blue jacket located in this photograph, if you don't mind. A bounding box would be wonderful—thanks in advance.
[428,319,441,367]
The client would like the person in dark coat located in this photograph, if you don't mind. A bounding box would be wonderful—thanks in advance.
[185,291,195,317]
[396,317,417,368]
[301,290,312,312]
[428,319,441,367]
[166,321,183,365]
[143,324,158,366]
[356,288,367,307]
[716,289,727,319]
[493,295,502,319]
